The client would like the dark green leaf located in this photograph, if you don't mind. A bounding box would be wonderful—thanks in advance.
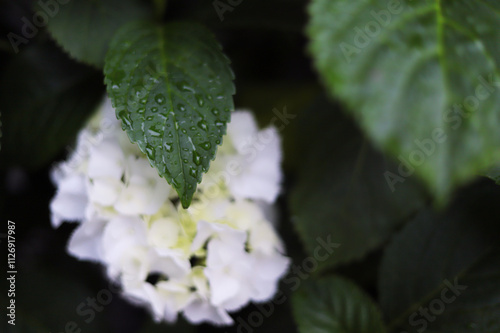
[292,276,386,333]
[0,42,104,170]
[307,0,500,201]
[104,21,235,208]
[42,0,151,67]
[379,180,500,332]
[289,98,426,271]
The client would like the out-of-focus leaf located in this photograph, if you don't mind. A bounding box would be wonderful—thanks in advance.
[379,180,500,332]
[41,0,152,67]
[307,0,500,202]
[289,98,426,271]
[0,42,104,170]
[292,276,386,333]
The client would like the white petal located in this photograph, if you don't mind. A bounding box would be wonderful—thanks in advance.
[87,177,122,206]
[249,252,290,302]
[87,138,124,179]
[183,299,233,325]
[118,246,151,283]
[228,127,282,203]
[157,280,195,320]
[102,216,148,264]
[114,184,150,214]
[250,279,279,303]
[186,198,230,224]
[50,174,88,227]
[204,239,253,310]
[148,217,180,248]
[249,221,284,254]
[252,251,290,281]
[225,199,264,231]
[226,111,259,153]
[205,269,240,305]
[205,238,246,268]
[115,182,169,215]
[150,252,191,279]
[191,221,246,254]
[67,217,106,261]
[123,282,167,322]
[127,155,158,180]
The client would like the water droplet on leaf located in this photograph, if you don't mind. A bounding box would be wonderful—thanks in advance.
[198,120,208,131]
[155,94,166,104]
[193,152,201,165]
[201,142,211,150]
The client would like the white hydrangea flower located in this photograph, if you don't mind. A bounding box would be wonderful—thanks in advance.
[50,97,289,326]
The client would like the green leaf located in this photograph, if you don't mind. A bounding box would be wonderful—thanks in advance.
[0,42,104,170]
[378,180,500,332]
[307,0,500,202]
[42,0,151,67]
[292,276,386,333]
[289,98,426,271]
[104,21,235,208]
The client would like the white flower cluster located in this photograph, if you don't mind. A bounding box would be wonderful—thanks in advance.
[50,98,289,325]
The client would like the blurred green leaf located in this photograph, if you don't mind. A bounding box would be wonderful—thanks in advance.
[307,0,500,202]
[379,180,500,332]
[41,0,152,67]
[104,21,235,208]
[292,276,386,333]
[0,42,104,170]
[289,98,426,271]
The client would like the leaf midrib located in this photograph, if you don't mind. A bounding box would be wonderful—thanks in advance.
[157,26,186,191]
